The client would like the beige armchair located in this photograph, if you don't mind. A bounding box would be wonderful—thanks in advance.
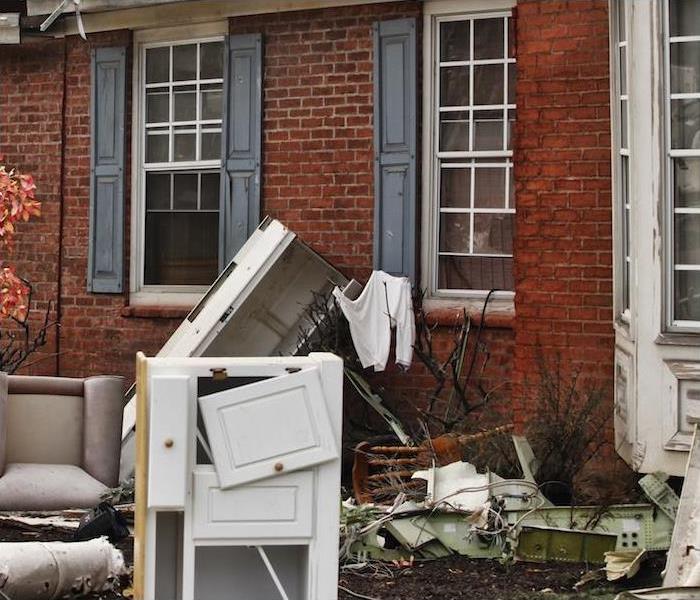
[0,373,125,510]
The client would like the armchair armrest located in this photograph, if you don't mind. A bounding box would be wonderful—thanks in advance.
[0,373,6,477]
[82,375,125,488]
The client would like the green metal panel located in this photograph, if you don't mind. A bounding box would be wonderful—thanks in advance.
[516,526,617,564]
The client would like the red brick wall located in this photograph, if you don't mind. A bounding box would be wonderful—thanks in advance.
[0,2,615,443]
[0,33,182,382]
[0,39,65,375]
[229,1,421,281]
[512,0,613,427]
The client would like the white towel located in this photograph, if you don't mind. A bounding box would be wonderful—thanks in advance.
[333,270,415,372]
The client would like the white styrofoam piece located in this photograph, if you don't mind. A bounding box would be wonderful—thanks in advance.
[412,461,489,511]
[198,367,338,489]
[147,376,190,509]
[192,466,313,540]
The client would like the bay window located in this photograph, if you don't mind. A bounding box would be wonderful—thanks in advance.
[667,0,700,326]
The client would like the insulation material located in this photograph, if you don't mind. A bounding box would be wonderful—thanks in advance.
[0,537,125,599]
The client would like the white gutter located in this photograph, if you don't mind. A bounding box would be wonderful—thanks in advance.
[27,0,191,16]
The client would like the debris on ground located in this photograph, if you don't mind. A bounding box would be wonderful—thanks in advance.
[342,435,676,571]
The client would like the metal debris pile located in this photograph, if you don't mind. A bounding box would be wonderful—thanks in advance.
[342,433,677,578]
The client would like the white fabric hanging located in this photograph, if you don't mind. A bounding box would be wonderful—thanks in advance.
[333,270,415,372]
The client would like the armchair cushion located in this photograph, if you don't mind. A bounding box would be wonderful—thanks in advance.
[0,463,108,510]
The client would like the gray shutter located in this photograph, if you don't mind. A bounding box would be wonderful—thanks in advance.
[88,46,126,293]
[373,18,416,281]
[219,33,263,266]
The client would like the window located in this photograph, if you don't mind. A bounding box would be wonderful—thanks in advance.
[428,10,516,295]
[666,0,700,326]
[138,37,224,290]
[613,0,631,319]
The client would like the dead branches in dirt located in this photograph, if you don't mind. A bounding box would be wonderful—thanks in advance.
[0,277,56,374]
[412,290,497,432]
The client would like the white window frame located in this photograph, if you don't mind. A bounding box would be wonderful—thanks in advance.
[421,0,516,312]
[611,0,632,329]
[130,21,228,307]
[663,0,700,332]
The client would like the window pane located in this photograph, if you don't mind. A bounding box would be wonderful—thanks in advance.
[201,131,221,161]
[440,168,470,208]
[670,0,700,37]
[473,213,513,254]
[675,214,700,264]
[440,20,470,62]
[474,64,504,105]
[201,173,220,210]
[617,0,626,41]
[146,173,170,210]
[146,131,169,163]
[201,85,223,120]
[675,157,700,208]
[671,42,700,94]
[174,85,196,122]
[173,173,198,210]
[146,89,169,124]
[474,110,503,151]
[620,99,628,148]
[474,18,504,60]
[439,213,470,253]
[200,42,224,79]
[507,110,515,150]
[146,47,169,84]
[438,256,513,290]
[439,112,469,151]
[675,270,700,321]
[508,64,516,105]
[174,129,196,161]
[619,46,627,95]
[474,167,506,208]
[508,168,515,208]
[144,212,219,285]
[671,99,700,149]
[440,67,469,106]
[173,44,197,81]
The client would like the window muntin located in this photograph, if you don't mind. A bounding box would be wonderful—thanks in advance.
[433,13,516,293]
[614,0,631,317]
[667,0,700,325]
[141,39,224,287]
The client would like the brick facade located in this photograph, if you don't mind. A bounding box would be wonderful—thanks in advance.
[512,0,613,427]
[0,1,612,439]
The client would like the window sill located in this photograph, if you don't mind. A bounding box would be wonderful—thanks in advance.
[121,305,192,319]
[655,332,700,347]
[421,297,515,328]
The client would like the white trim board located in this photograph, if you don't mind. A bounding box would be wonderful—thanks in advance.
[37,0,405,36]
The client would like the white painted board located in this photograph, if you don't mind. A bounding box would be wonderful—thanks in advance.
[198,367,338,489]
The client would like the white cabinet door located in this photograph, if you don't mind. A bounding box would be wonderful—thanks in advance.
[148,376,190,508]
[199,367,338,489]
[192,467,314,539]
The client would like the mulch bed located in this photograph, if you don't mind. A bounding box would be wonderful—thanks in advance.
[0,521,665,600]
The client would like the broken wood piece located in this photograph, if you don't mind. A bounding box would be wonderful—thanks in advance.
[353,424,515,504]
[0,537,125,599]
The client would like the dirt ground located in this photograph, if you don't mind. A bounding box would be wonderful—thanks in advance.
[0,520,664,600]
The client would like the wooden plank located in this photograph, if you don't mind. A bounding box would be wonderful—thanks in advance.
[133,352,148,600]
